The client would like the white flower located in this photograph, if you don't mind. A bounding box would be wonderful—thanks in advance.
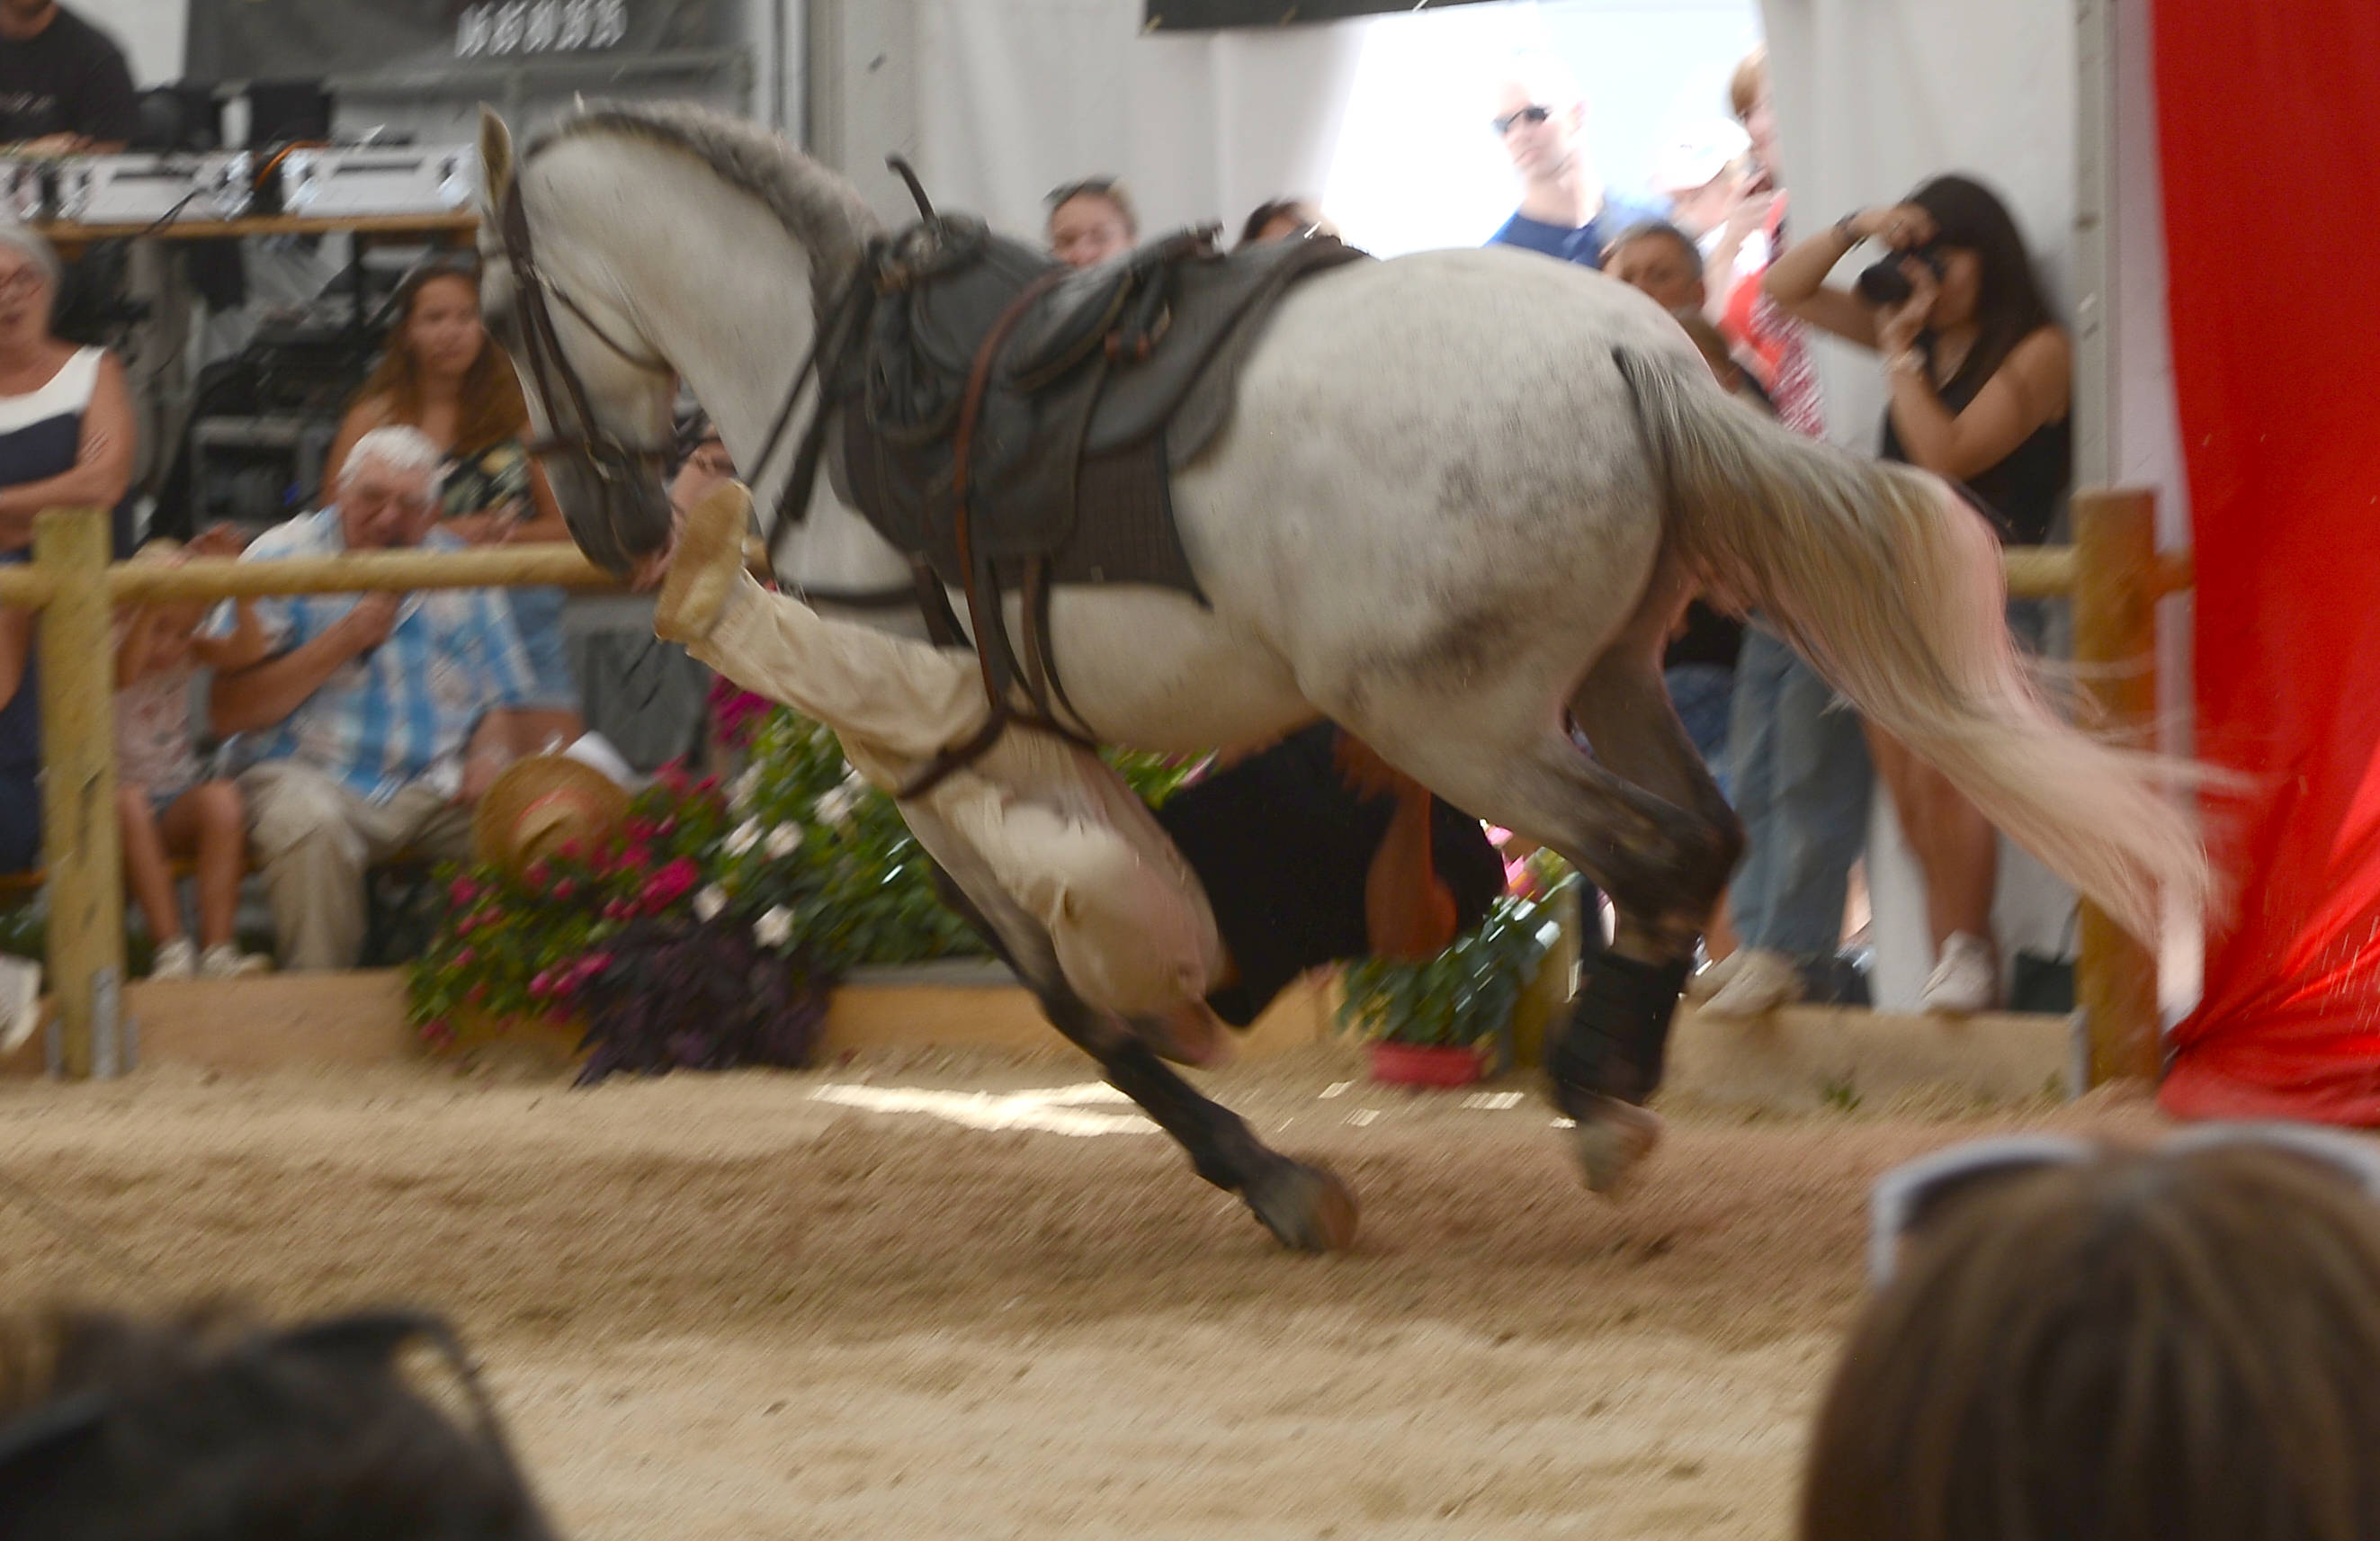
[729,766,763,811]
[754,905,793,949]
[763,822,803,859]
[813,786,860,829]
[693,884,728,922]
[722,819,761,856]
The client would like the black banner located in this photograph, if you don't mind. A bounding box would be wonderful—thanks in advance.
[183,0,729,82]
[1144,0,1502,30]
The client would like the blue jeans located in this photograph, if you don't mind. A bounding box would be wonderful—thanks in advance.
[1663,663,1734,803]
[1726,624,1870,959]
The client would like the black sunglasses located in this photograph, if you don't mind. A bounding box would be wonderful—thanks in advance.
[1493,103,1554,136]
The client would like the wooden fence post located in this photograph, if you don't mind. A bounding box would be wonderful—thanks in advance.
[35,507,125,1078]
[2071,488,2162,1085]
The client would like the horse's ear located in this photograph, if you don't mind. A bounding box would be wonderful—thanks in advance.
[479,105,515,204]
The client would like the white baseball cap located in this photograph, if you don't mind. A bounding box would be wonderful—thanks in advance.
[1651,120,1750,194]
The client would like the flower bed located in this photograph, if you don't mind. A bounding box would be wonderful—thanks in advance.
[408,708,1192,1081]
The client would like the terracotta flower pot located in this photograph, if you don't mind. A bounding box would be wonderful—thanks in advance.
[1368,1039,1488,1089]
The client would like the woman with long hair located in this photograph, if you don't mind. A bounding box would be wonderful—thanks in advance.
[322,256,582,748]
[1764,173,2072,1012]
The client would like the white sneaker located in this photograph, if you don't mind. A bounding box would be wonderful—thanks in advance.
[200,944,272,980]
[1920,932,1998,1015]
[0,954,40,1054]
[150,937,197,980]
[1684,949,1746,1002]
[1699,947,1804,1019]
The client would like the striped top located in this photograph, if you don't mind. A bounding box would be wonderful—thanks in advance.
[208,508,532,803]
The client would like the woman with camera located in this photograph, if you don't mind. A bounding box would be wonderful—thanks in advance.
[1762,175,2071,1013]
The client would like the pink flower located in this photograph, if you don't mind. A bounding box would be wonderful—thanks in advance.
[450,876,479,907]
[620,844,653,874]
[642,856,699,909]
[467,981,488,1005]
[421,1019,453,1045]
[528,971,554,999]
[573,953,612,981]
[524,860,552,889]
[452,946,476,970]
[553,878,576,901]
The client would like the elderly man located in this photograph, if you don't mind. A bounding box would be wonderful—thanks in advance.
[206,426,534,970]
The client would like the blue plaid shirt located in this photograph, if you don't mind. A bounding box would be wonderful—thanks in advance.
[207,508,532,803]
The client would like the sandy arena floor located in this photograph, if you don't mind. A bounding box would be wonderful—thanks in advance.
[0,1045,2162,1539]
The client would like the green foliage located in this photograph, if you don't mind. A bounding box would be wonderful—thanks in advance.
[1336,859,1575,1049]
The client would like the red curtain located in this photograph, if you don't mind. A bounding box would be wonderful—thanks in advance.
[2157,0,2380,1120]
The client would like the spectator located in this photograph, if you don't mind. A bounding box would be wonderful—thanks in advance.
[1649,120,1750,243]
[205,426,536,972]
[112,535,271,979]
[0,220,132,878]
[0,0,136,152]
[1807,1132,2380,1541]
[0,223,135,557]
[1047,177,1138,270]
[0,1305,559,1538]
[1484,53,1662,271]
[1693,48,1866,1021]
[325,255,581,752]
[1238,197,1335,247]
[1765,174,2071,1013]
[1603,220,1749,800]
[0,597,27,875]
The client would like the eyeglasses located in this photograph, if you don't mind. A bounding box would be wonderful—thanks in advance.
[0,269,47,300]
[347,483,435,514]
[1867,1122,2380,1287]
[1492,103,1554,136]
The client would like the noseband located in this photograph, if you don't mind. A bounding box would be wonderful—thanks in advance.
[496,179,676,490]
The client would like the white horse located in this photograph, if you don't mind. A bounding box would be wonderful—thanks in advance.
[475,103,2206,1248]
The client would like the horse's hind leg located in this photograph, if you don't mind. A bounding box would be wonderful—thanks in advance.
[1326,559,1740,1193]
[1546,641,1743,1189]
[927,865,1358,1252]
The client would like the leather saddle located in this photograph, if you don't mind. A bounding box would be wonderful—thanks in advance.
[817,211,1368,754]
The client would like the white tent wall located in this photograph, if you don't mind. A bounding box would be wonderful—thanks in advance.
[812,0,1364,243]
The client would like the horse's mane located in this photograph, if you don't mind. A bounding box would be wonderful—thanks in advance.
[529,101,881,309]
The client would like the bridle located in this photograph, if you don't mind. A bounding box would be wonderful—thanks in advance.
[492,173,864,553]
[494,178,680,495]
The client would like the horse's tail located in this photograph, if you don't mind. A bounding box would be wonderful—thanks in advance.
[1609,345,2207,943]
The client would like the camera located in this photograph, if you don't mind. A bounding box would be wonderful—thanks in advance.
[1855,244,1946,307]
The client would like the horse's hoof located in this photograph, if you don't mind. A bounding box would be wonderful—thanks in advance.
[1243,1160,1360,1253]
[1562,1094,1663,1196]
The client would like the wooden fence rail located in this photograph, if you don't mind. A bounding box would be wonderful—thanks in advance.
[1,491,2190,1080]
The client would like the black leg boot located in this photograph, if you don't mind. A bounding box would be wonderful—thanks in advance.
[1548,951,1692,1194]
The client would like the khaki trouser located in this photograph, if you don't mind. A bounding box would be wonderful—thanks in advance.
[692,578,1223,1018]
[238,761,475,972]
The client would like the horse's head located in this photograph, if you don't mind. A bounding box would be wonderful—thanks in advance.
[476,108,677,575]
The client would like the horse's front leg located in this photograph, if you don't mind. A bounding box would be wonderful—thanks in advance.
[930,866,1357,1252]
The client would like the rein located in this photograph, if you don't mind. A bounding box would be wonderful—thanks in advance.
[497,180,676,485]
